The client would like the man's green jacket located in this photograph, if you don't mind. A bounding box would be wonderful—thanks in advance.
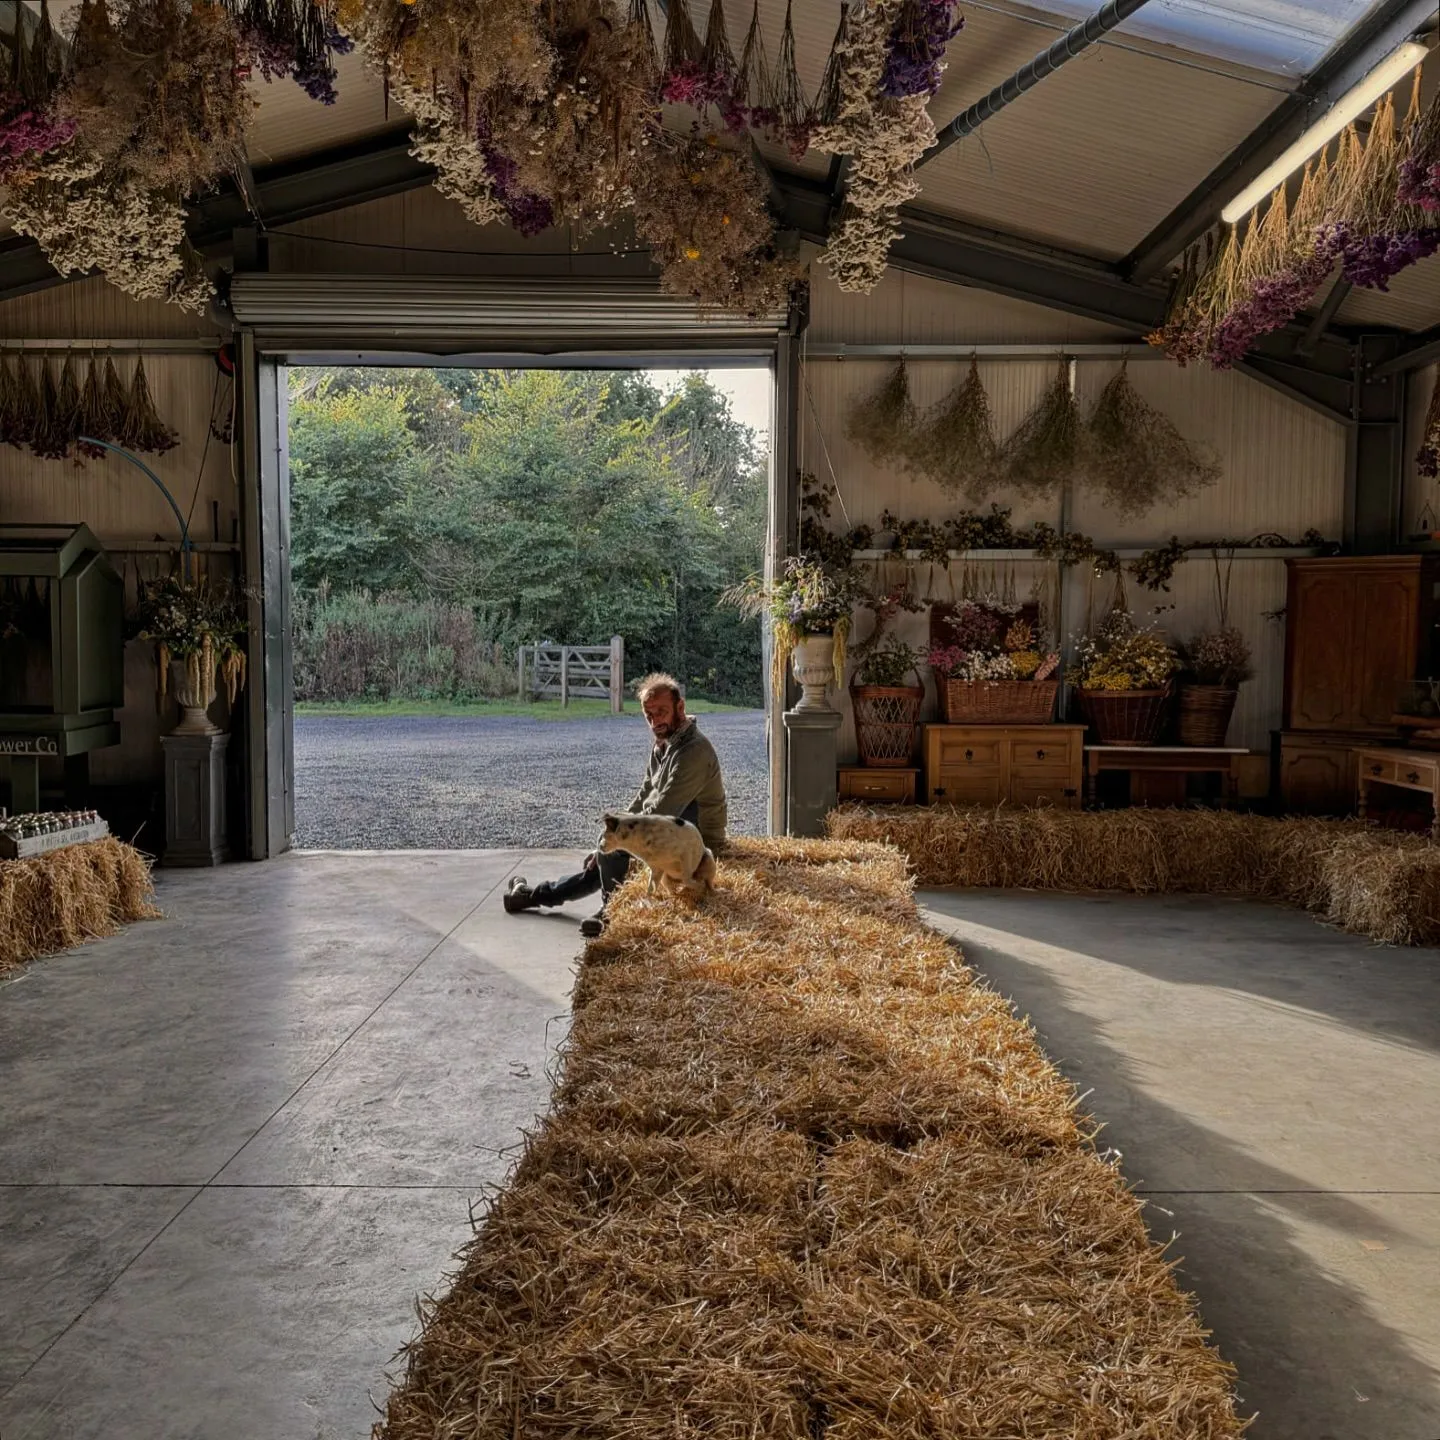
[627,719,728,851]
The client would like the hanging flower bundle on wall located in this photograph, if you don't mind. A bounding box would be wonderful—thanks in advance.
[0,351,178,459]
[844,357,1219,514]
[812,0,963,294]
[1153,75,1440,369]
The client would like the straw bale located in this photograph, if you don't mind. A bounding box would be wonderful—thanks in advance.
[374,837,1245,1439]
[0,836,159,976]
[827,804,1440,946]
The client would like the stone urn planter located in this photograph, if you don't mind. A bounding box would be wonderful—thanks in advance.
[791,633,838,711]
[170,651,221,735]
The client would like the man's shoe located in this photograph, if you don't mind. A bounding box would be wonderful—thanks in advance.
[579,910,607,938]
[503,877,537,914]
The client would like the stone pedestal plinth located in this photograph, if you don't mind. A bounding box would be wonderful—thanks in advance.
[161,732,230,867]
[783,707,843,838]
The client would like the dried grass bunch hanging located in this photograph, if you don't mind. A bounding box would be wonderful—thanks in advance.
[631,133,799,316]
[998,361,1080,497]
[845,359,919,466]
[909,358,999,497]
[1082,360,1221,516]
[0,0,74,182]
[812,0,961,293]
[0,351,175,458]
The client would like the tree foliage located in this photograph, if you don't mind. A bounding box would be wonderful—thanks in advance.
[287,367,767,704]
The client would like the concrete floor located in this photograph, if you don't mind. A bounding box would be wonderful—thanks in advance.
[0,858,1437,1439]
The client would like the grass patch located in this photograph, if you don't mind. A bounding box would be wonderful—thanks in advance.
[373,837,1246,1439]
[294,697,758,720]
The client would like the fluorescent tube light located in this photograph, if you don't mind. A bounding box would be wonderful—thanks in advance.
[1221,39,1429,225]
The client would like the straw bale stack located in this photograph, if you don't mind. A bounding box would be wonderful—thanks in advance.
[373,836,1248,1439]
[826,805,1440,946]
[0,836,159,976]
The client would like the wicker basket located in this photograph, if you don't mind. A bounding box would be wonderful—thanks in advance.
[941,678,1058,725]
[1077,687,1171,745]
[1177,685,1238,746]
[851,684,924,766]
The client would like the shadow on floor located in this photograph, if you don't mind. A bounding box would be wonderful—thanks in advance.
[922,891,1440,1440]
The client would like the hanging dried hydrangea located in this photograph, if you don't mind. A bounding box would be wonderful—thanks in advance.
[999,361,1080,497]
[1082,360,1221,516]
[811,0,960,293]
[910,358,999,496]
[846,359,919,465]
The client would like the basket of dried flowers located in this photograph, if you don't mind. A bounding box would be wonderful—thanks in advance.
[1176,625,1253,746]
[928,601,1060,724]
[1072,609,1179,746]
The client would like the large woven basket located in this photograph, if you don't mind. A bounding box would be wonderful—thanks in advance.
[1177,685,1238,746]
[1077,687,1171,745]
[851,684,924,766]
[941,678,1058,725]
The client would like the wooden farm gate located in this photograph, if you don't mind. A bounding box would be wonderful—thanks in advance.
[517,637,625,711]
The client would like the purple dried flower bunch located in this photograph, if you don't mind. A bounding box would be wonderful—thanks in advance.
[881,0,963,100]
[0,0,73,180]
[1154,77,1440,368]
[229,0,349,105]
[1417,372,1440,480]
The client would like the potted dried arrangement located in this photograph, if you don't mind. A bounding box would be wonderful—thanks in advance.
[133,574,248,734]
[849,583,925,766]
[1176,626,1252,745]
[721,555,864,711]
[1072,605,1180,746]
[927,598,1061,724]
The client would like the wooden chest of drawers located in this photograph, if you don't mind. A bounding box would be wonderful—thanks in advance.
[923,725,1085,809]
[837,766,918,804]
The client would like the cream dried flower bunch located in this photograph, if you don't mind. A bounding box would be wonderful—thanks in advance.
[812,0,962,293]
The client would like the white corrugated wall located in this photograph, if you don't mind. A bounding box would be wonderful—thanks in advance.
[803,271,1347,758]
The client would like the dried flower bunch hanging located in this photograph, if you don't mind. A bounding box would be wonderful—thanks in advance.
[846,359,919,465]
[0,0,74,182]
[998,361,1081,496]
[226,0,352,104]
[1417,371,1440,478]
[812,0,962,293]
[0,351,176,458]
[631,132,799,316]
[1154,72,1440,368]
[1,0,254,312]
[909,358,999,496]
[1083,360,1220,516]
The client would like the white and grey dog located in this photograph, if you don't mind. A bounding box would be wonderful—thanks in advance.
[599,813,717,898]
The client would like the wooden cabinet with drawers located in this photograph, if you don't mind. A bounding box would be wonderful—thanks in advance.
[923,725,1085,809]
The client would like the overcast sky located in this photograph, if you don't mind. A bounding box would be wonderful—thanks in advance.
[646,366,773,445]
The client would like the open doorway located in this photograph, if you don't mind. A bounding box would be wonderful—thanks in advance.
[283,365,772,849]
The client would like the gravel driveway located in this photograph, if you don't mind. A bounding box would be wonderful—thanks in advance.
[292,710,769,849]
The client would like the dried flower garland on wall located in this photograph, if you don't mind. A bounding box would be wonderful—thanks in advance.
[812,0,962,293]
[0,351,178,458]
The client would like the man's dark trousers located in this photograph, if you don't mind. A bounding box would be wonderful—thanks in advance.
[530,800,701,908]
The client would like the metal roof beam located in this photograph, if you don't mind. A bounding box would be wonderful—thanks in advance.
[917,0,1153,171]
[1371,322,1440,375]
[1123,0,1438,284]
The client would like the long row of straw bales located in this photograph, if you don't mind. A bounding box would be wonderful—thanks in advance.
[0,836,159,975]
[374,836,1249,1439]
[826,806,1440,946]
